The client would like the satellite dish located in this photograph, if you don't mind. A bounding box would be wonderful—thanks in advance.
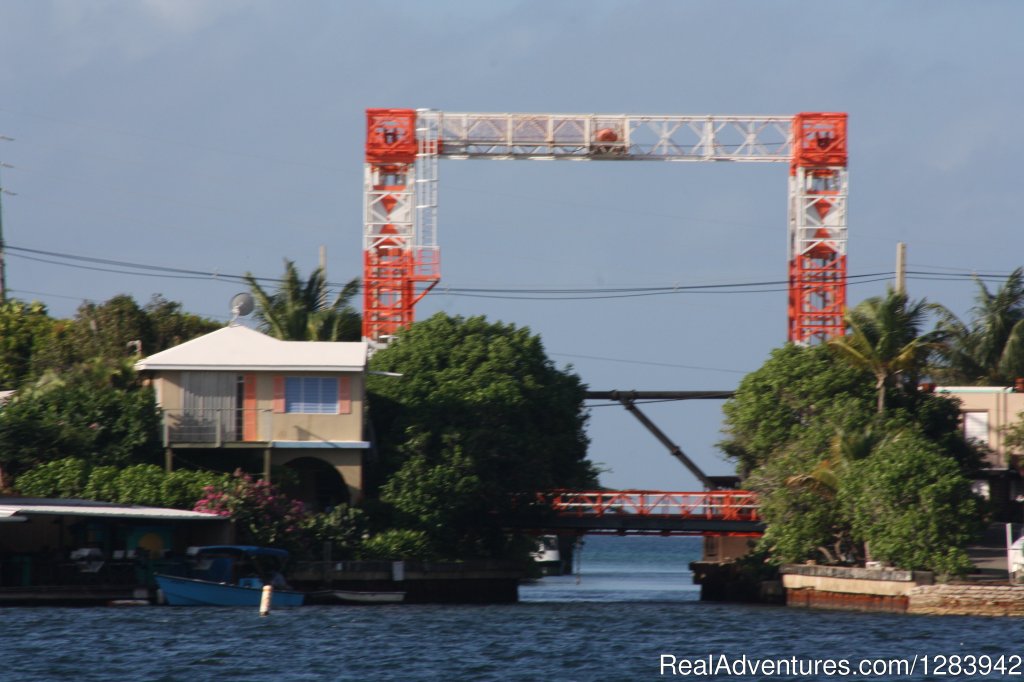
[230,292,255,321]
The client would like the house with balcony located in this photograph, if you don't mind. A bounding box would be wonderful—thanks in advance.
[134,325,369,508]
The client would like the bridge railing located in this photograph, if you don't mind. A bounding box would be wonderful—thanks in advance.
[539,490,759,522]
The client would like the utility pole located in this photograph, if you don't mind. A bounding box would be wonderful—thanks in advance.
[0,135,14,303]
[895,241,906,295]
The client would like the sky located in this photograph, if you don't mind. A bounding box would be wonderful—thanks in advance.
[1,1,1023,490]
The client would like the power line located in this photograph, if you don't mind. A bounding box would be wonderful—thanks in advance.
[550,352,750,375]
[6,242,1022,304]
[5,242,894,297]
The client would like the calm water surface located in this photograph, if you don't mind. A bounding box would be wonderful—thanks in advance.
[2,536,1018,681]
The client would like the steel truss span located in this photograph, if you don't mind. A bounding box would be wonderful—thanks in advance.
[509,489,763,535]
[362,108,848,345]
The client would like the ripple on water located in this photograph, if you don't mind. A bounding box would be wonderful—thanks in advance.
[5,536,1021,680]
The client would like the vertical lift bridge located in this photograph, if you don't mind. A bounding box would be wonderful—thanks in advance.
[362,109,848,346]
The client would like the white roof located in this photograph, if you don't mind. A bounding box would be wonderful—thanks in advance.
[0,498,226,522]
[134,325,367,372]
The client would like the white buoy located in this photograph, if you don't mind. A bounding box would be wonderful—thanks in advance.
[260,584,273,616]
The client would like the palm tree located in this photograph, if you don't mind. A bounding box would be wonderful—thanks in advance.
[935,268,1024,385]
[244,260,361,341]
[828,287,945,413]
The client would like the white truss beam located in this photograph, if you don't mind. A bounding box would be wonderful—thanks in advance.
[420,110,793,162]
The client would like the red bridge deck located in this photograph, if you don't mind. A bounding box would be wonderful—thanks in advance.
[515,490,762,536]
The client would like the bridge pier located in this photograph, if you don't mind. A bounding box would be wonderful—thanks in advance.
[690,556,783,605]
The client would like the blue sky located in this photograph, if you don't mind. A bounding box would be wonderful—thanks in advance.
[2,1,1022,489]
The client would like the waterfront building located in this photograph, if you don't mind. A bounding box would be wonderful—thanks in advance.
[936,385,1024,519]
[0,497,230,601]
[135,325,369,508]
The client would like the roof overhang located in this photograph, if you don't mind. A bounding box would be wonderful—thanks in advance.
[139,364,365,373]
[0,502,227,522]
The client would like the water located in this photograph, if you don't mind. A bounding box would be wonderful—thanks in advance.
[2,536,1020,681]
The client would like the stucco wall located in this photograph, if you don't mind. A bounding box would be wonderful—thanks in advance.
[939,388,1024,468]
[272,448,364,503]
[151,370,365,444]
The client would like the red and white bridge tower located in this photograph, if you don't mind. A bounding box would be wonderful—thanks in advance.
[363,109,848,345]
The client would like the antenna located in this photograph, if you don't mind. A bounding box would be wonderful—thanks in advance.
[230,292,255,323]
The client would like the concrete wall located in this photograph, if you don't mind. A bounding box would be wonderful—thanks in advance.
[780,564,933,613]
[702,535,756,562]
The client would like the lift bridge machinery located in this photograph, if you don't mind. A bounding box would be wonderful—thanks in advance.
[363,108,848,346]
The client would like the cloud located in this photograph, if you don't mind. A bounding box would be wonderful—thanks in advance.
[34,0,249,71]
[136,0,247,33]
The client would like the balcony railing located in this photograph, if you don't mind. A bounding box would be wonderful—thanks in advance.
[161,408,270,446]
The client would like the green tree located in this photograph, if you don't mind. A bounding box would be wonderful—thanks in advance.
[26,294,219,377]
[142,295,222,353]
[0,359,162,486]
[367,313,596,559]
[720,344,876,477]
[829,287,945,413]
[245,260,360,341]
[0,299,55,389]
[723,341,983,573]
[68,295,151,362]
[935,268,1024,385]
[838,433,982,577]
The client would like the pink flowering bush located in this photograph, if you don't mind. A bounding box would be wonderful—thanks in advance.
[195,470,363,559]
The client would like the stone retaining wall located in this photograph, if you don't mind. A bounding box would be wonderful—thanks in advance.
[781,565,1024,617]
[908,584,1024,617]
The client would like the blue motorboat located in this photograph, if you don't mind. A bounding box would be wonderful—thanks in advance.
[155,545,304,607]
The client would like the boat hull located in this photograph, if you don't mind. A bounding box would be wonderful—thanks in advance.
[155,574,304,607]
[332,590,405,604]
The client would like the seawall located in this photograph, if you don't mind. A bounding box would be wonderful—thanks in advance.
[908,583,1024,617]
[782,564,1024,617]
[781,564,932,613]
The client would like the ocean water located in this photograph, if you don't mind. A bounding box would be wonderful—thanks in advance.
[2,536,1020,681]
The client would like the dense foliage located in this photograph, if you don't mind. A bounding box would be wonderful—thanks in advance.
[0,300,54,388]
[15,457,231,509]
[0,294,219,490]
[0,359,163,487]
[720,344,875,477]
[839,434,981,576]
[195,471,364,560]
[0,295,220,386]
[366,313,597,560]
[723,339,985,576]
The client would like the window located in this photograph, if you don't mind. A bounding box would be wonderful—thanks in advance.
[284,377,338,414]
[964,411,990,445]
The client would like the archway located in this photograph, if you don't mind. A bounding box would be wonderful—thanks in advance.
[280,457,350,511]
